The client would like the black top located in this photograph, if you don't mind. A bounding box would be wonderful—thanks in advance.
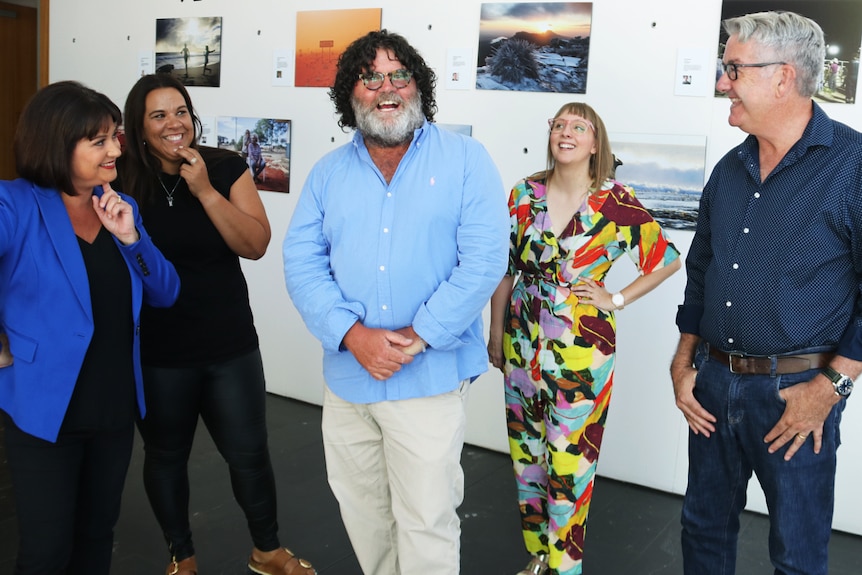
[136,147,258,367]
[61,227,135,432]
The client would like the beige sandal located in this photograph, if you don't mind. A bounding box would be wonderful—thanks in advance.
[516,553,549,575]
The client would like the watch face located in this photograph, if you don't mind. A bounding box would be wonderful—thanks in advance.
[836,377,854,397]
[612,293,624,307]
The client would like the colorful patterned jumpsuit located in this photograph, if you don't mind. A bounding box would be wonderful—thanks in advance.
[502,177,680,575]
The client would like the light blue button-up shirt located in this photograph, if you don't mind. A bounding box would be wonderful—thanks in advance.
[284,121,509,403]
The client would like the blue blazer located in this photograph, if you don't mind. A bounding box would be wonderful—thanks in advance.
[0,179,180,442]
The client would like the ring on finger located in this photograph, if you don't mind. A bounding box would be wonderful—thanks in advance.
[797,433,808,440]
[190,157,198,165]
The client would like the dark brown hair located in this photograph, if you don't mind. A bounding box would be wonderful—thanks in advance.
[118,74,204,205]
[14,81,121,195]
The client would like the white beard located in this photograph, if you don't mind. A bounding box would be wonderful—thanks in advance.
[352,91,425,147]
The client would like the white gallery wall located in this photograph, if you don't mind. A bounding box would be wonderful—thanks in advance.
[48,0,862,534]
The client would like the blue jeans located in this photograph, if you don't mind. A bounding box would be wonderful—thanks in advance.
[681,344,845,575]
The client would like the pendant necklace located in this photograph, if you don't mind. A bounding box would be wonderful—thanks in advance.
[158,174,182,207]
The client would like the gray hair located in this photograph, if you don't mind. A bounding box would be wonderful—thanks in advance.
[723,11,825,98]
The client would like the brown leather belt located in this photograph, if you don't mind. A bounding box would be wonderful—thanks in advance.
[709,348,833,375]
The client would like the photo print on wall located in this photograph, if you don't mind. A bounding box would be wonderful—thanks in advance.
[609,134,707,231]
[155,16,223,87]
[218,117,292,194]
[295,8,382,87]
[476,2,592,93]
[718,0,862,104]
[437,124,473,136]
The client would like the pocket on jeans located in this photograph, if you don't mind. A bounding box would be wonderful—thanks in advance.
[694,342,709,371]
[773,370,816,404]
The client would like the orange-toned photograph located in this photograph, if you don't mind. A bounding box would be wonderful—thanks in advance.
[295,8,382,87]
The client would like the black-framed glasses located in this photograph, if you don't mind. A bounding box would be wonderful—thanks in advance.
[721,61,786,81]
[358,69,414,90]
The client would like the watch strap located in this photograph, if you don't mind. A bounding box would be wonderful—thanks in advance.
[822,366,842,383]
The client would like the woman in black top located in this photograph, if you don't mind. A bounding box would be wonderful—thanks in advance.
[118,74,315,575]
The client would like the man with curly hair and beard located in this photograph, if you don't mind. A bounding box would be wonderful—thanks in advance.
[283,30,509,575]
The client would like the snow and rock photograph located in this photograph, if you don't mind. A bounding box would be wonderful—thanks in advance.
[610,134,707,231]
[476,2,592,93]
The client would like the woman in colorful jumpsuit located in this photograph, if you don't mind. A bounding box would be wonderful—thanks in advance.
[488,102,681,575]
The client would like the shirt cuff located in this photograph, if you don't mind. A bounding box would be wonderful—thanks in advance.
[836,321,862,361]
[676,304,703,335]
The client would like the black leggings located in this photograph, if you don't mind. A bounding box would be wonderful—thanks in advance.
[136,348,280,560]
[3,414,134,575]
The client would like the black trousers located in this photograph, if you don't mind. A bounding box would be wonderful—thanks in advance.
[136,348,280,560]
[3,413,134,575]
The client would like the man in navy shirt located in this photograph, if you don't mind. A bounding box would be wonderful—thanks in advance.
[671,11,862,575]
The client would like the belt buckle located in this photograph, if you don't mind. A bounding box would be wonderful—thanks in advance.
[728,352,744,374]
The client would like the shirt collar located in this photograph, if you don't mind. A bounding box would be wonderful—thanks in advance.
[738,101,833,172]
[351,119,430,150]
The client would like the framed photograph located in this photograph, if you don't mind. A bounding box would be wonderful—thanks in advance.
[717,1,862,103]
[476,2,592,93]
[295,8,382,87]
[438,123,473,136]
[155,16,223,87]
[218,117,291,194]
[609,134,707,231]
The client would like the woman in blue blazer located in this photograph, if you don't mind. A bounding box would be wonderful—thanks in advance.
[0,81,180,575]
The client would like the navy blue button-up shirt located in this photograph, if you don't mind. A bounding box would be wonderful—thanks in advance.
[677,103,862,359]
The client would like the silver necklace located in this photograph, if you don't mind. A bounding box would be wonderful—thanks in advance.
[158,175,182,207]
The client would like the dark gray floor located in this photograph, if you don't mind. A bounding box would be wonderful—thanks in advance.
[1,394,860,574]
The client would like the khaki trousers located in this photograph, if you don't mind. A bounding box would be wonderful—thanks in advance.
[322,381,469,575]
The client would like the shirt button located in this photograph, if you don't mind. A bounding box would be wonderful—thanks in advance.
[383,228,389,233]
[754,192,760,198]
[726,301,732,307]
[387,192,392,197]
[743,228,749,234]
[382,305,388,310]
[732,263,739,269]
[728,338,734,344]
[379,265,385,271]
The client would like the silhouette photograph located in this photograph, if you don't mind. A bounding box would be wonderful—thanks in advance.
[155,16,222,88]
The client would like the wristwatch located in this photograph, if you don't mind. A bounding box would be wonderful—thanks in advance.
[611,292,625,310]
[822,366,854,397]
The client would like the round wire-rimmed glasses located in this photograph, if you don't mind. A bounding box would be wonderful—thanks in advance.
[358,69,414,90]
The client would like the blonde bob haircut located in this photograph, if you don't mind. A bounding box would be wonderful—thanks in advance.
[531,102,614,191]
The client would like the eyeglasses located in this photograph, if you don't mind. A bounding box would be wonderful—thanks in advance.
[548,118,594,134]
[358,69,414,90]
[721,61,786,81]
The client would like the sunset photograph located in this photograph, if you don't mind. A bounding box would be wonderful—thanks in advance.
[295,8,382,87]
[476,2,592,93]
